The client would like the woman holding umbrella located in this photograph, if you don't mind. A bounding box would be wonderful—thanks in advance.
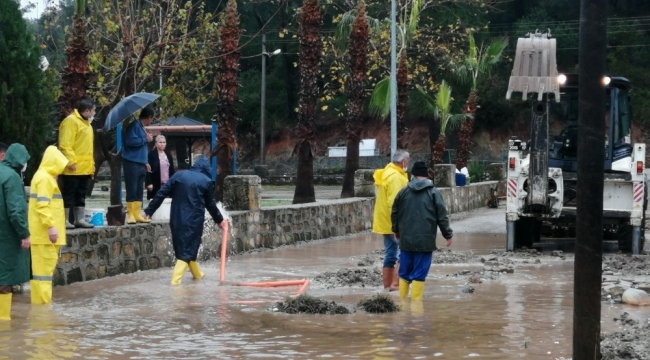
[145,135,175,200]
[123,106,154,223]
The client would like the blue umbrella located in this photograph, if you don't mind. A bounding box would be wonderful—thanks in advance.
[103,92,160,131]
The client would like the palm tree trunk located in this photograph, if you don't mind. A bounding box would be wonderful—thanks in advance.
[396,53,408,149]
[430,134,446,175]
[214,0,240,201]
[293,0,321,204]
[341,1,369,198]
[59,11,89,122]
[455,89,478,169]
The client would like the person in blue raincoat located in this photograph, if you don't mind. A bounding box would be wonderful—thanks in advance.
[144,156,227,285]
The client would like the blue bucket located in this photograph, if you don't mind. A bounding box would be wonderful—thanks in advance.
[455,173,467,187]
[89,212,104,226]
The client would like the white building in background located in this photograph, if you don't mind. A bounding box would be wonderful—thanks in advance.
[328,139,379,158]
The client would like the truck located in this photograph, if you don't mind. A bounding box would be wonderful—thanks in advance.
[504,30,647,254]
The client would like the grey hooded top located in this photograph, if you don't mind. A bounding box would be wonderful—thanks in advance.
[391,178,453,252]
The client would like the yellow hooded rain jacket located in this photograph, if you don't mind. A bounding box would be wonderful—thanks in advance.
[372,162,408,234]
[28,146,69,246]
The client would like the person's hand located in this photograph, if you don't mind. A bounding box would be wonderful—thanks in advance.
[218,219,228,231]
[48,226,58,243]
[446,238,453,247]
[147,185,153,191]
[146,132,153,142]
[68,164,77,171]
[143,213,151,220]
[146,164,151,173]
[21,238,31,249]
[394,233,400,241]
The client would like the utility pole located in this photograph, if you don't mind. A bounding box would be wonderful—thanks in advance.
[389,0,397,158]
[574,0,607,358]
[260,33,267,164]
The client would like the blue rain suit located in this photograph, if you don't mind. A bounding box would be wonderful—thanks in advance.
[144,157,223,261]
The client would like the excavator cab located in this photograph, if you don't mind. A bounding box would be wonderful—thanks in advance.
[548,74,633,172]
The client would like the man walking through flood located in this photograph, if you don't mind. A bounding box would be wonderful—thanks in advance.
[144,156,227,285]
[372,149,409,291]
[391,161,453,300]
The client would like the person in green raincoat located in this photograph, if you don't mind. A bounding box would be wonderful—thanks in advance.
[0,143,31,320]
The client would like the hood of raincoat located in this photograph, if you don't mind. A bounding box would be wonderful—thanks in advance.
[2,143,30,172]
[190,156,212,178]
[407,178,434,192]
[39,146,69,176]
[373,162,407,186]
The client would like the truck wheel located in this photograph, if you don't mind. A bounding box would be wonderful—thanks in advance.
[514,217,541,249]
[617,222,645,253]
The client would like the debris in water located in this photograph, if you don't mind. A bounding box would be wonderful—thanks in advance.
[314,268,382,288]
[274,294,351,315]
[357,294,400,313]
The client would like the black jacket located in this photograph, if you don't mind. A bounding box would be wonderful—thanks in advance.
[145,149,175,200]
[391,178,453,252]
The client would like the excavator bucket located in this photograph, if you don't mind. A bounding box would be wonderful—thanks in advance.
[506,30,560,102]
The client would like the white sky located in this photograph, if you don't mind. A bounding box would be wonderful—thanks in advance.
[20,0,51,20]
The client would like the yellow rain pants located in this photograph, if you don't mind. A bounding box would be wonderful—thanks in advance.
[30,244,60,304]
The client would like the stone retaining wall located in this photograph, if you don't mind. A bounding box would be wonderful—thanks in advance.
[56,181,496,286]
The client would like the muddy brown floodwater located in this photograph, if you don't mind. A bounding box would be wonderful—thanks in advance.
[1,208,649,359]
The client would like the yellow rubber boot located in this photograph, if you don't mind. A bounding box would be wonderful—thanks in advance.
[134,202,151,223]
[399,278,410,299]
[125,202,136,224]
[411,280,425,301]
[189,261,205,280]
[30,280,53,304]
[0,293,12,320]
[171,261,189,285]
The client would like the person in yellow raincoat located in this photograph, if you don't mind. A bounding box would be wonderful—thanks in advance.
[372,149,409,291]
[58,98,95,229]
[28,146,69,304]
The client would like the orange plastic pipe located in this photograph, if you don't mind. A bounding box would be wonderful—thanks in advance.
[219,222,229,283]
[219,220,311,296]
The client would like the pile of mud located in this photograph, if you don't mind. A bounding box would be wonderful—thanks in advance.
[314,268,383,288]
[601,313,650,360]
[603,255,650,276]
[432,249,477,264]
[357,294,400,313]
[355,249,385,266]
[274,294,350,314]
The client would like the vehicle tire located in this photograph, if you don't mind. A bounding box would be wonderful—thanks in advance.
[617,221,646,253]
[514,217,541,249]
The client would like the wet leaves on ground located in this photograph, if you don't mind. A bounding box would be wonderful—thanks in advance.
[274,294,351,315]
[357,294,400,313]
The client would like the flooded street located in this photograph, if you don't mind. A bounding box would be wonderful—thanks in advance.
[2,208,649,359]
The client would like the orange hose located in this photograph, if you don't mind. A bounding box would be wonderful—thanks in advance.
[234,279,307,287]
[219,222,229,283]
[219,221,311,297]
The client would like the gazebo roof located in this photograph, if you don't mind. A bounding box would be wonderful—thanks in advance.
[147,116,212,137]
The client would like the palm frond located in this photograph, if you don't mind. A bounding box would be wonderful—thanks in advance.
[334,10,357,52]
[412,85,437,117]
[368,77,390,117]
[480,37,508,69]
[407,0,422,40]
[75,0,85,16]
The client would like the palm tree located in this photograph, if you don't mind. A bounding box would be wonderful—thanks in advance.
[340,1,370,198]
[292,0,321,204]
[415,81,465,175]
[59,0,89,121]
[454,33,508,169]
[214,0,240,201]
[368,0,422,148]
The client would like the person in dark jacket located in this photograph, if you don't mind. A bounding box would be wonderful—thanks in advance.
[391,161,453,300]
[123,106,154,224]
[144,156,227,285]
[145,135,175,200]
[0,143,31,320]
